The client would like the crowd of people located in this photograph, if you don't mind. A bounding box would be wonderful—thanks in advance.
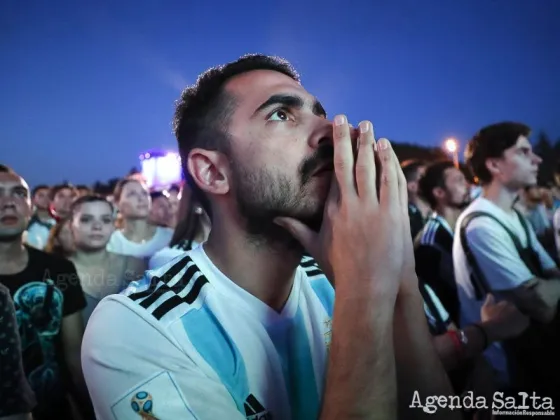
[1,54,559,420]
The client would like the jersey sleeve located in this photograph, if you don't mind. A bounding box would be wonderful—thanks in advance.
[465,217,534,291]
[0,286,36,416]
[82,297,245,420]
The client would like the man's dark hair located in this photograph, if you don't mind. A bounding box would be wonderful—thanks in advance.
[32,184,50,197]
[172,54,300,218]
[401,160,426,183]
[0,164,15,174]
[50,183,76,201]
[418,160,456,209]
[465,122,531,185]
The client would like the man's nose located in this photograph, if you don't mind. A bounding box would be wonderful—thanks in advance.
[0,198,17,210]
[308,118,336,149]
[533,153,543,164]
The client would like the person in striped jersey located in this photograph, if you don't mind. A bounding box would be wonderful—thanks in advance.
[81,54,457,420]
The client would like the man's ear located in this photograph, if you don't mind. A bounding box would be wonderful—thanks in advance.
[187,148,231,198]
[485,158,502,178]
[432,186,446,202]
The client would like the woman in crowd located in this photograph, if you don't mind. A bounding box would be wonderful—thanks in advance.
[68,195,146,324]
[44,218,75,258]
[148,191,173,228]
[106,178,173,259]
[149,189,211,269]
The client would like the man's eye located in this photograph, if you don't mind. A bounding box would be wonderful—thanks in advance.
[268,109,290,122]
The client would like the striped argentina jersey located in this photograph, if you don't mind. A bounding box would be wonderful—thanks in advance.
[81,244,334,420]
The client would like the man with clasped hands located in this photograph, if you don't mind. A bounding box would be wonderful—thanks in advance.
[82,55,458,420]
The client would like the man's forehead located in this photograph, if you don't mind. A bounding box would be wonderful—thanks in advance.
[0,173,28,189]
[224,69,311,107]
[514,135,531,148]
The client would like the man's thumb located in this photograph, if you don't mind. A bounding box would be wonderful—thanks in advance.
[274,217,315,250]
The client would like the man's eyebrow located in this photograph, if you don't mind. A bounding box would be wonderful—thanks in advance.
[253,94,326,117]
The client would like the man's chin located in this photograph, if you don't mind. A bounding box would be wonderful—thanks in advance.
[0,230,25,243]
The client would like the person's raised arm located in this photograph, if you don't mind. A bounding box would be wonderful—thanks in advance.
[278,116,404,419]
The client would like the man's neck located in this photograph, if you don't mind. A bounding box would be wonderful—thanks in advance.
[410,196,431,218]
[482,181,518,213]
[434,205,462,231]
[0,238,28,275]
[122,218,155,242]
[203,217,302,313]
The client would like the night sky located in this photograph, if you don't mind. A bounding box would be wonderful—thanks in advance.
[2,0,559,188]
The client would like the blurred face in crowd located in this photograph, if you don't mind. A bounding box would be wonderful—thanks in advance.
[0,172,32,240]
[33,187,51,211]
[487,136,541,190]
[540,187,553,209]
[56,219,75,254]
[167,189,180,217]
[77,187,90,197]
[52,187,77,218]
[441,167,470,209]
[190,70,334,237]
[118,181,151,219]
[524,186,542,203]
[71,200,115,251]
[407,166,426,198]
[149,195,172,227]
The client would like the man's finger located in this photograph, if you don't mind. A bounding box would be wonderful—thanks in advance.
[377,138,399,212]
[396,156,409,218]
[355,121,377,203]
[332,115,357,198]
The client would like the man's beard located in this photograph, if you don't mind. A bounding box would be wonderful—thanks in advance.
[231,145,333,247]
[454,194,472,211]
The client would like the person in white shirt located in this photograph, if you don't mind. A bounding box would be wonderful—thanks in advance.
[82,54,456,420]
[453,121,560,399]
[25,185,56,250]
[106,179,173,259]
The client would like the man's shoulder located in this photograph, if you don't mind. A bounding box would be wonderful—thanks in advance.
[457,199,505,232]
[27,245,76,273]
[121,252,211,327]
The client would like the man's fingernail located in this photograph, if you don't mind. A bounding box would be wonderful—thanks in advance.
[378,138,390,150]
[334,115,346,126]
[359,121,369,134]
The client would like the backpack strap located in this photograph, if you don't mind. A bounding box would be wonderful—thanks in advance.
[513,208,533,249]
[512,208,545,277]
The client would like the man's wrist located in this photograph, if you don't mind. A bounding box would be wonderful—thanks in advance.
[478,321,500,344]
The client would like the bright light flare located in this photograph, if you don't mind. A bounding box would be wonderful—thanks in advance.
[444,138,458,153]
